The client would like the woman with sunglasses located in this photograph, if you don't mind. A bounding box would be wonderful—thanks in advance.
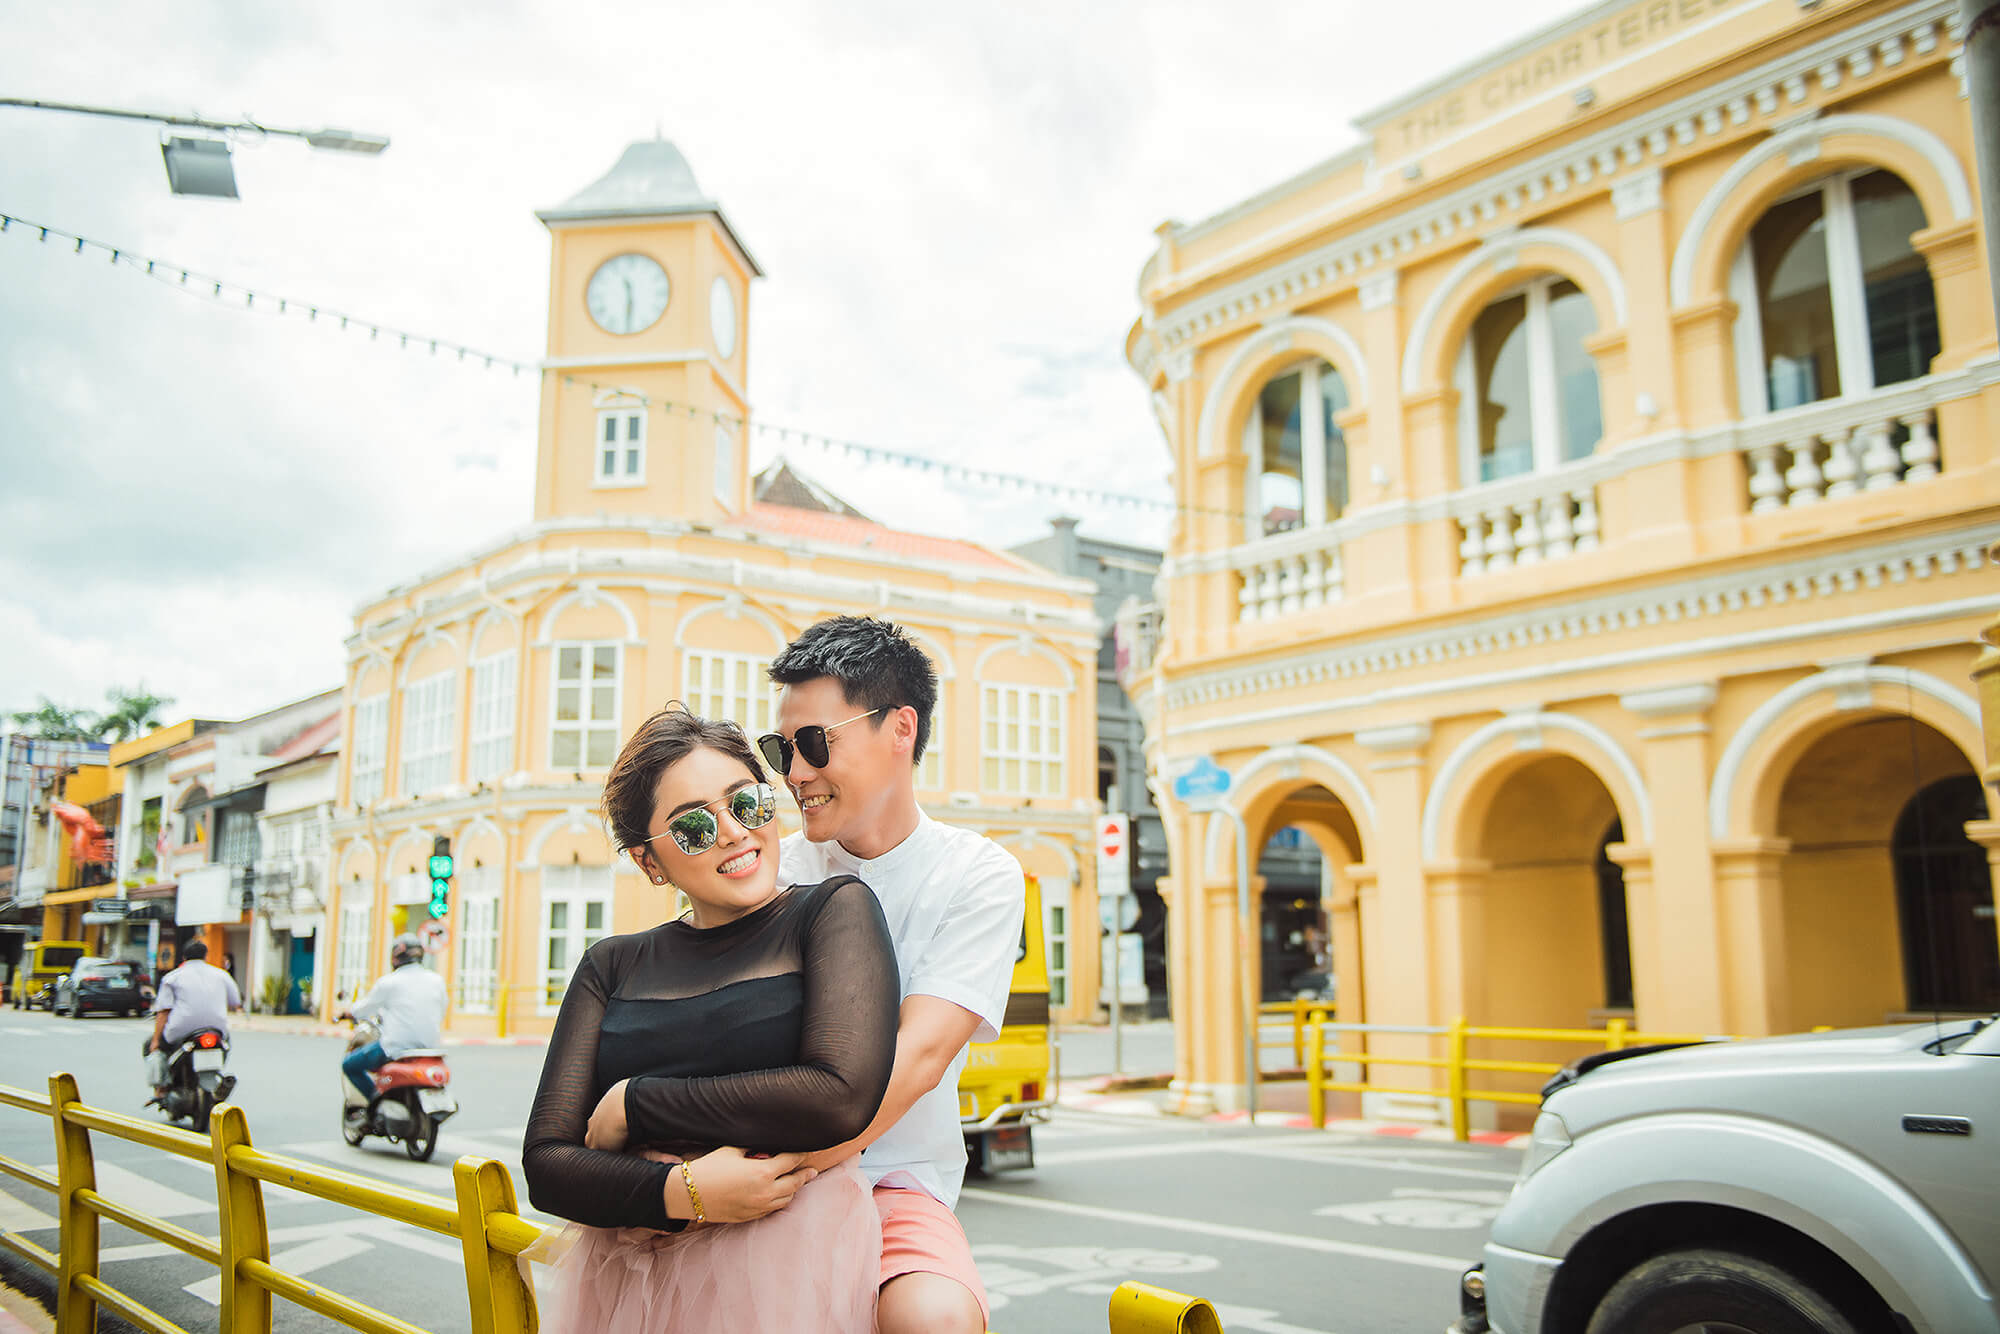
[523,705,899,1333]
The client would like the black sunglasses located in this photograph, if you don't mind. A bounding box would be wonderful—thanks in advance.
[756,708,882,776]
[643,783,778,855]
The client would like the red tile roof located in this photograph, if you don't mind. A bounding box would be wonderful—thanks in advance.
[264,712,340,767]
[736,503,1030,573]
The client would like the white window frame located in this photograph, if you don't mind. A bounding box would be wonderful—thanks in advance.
[350,695,388,807]
[468,651,518,783]
[681,649,777,737]
[980,684,1067,797]
[539,866,611,1013]
[549,642,622,772]
[455,868,500,1014]
[399,671,458,797]
[1241,360,1341,534]
[594,406,647,486]
[1454,274,1593,485]
[1731,169,1897,418]
[917,684,945,791]
[336,899,372,1001]
[1047,895,1069,1008]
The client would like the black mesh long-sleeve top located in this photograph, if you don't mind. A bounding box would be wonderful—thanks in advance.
[522,876,899,1230]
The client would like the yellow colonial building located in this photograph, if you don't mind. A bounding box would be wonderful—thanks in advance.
[323,141,1103,1033]
[1124,0,1999,1115]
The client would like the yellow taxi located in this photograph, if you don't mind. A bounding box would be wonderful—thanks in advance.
[11,939,89,1010]
[957,875,1056,1174]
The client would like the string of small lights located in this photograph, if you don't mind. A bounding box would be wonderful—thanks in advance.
[2,209,1236,524]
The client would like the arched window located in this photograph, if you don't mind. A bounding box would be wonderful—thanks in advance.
[1242,360,1350,536]
[1455,275,1603,484]
[1733,168,1939,414]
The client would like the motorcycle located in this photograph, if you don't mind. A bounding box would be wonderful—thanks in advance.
[340,1017,456,1162]
[150,1028,236,1132]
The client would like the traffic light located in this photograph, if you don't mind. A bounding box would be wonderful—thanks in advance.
[428,836,453,919]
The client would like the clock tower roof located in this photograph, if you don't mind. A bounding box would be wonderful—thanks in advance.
[537,138,762,275]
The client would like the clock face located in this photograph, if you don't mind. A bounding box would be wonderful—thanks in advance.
[586,254,669,335]
[710,277,738,358]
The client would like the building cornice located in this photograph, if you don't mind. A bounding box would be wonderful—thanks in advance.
[1136,0,1958,369]
[1160,522,1996,720]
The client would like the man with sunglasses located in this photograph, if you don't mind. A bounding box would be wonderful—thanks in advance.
[756,615,1024,1334]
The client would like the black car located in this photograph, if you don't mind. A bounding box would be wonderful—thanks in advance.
[53,958,153,1018]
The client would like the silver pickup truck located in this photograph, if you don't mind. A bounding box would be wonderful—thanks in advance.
[1453,1014,2000,1334]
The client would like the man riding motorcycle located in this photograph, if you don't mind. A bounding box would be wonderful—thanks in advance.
[340,933,448,1122]
[145,938,242,1100]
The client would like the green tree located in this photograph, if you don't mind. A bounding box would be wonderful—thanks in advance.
[96,687,174,743]
[7,698,97,741]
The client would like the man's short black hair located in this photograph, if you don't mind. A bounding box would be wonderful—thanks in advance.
[182,939,209,960]
[769,616,938,764]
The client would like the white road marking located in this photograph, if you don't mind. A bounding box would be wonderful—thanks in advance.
[2,1027,42,1037]
[36,1161,216,1217]
[1313,1187,1509,1229]
[0,1189,57,1232]
[1028,1139,1518,1182]
[1213,1304,1342,1334]
[958,1188,1468,1271]
[182,1235,374,1305]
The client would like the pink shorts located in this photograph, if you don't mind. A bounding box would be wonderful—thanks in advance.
[873,1185,989,1324]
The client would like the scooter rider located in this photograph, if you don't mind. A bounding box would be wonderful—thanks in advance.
[144,938,242,1097]
[341,934,447,1116]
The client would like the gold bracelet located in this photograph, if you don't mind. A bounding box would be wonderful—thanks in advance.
[679,1161,705,1224]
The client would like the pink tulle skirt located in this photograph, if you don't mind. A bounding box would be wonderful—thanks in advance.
[540,1160,881,1334]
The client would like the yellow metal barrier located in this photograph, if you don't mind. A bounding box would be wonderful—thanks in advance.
[1109,1281,1227,1333]
[1255,997,1331,1076]
[1304,1014,1734,1139]
[0,1074,542,1334]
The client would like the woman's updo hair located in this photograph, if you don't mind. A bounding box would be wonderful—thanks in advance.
[602,704,766,852]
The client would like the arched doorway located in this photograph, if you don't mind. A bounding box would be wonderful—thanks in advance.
[1774,715,1988,1027]
[1250,784,1363,1007]
[1892,775,2000,1013]
[1473,754,1631,1028]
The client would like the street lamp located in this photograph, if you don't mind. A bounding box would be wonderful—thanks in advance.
[0,98,390,199]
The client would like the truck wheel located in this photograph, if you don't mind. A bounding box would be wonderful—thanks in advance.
[1586,1248,1864,1334]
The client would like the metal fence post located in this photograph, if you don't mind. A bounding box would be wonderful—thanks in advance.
[1306,1017,1327,1129]
[1446,1016,1470,1142]
[47,1074,98,1334]
[1605,1017,1629,1052]
[455,1158,538,1334]
[209,1103,273,1333]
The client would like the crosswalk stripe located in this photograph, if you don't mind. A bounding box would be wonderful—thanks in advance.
[0,1189,57,1233]
[182,1235,374,1305]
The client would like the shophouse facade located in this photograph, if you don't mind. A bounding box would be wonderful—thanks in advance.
[322,141,1102,1034]
[1124,0,2000,1117]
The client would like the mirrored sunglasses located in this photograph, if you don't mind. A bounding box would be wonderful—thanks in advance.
[756,708,882,775]
[652,783,778,855]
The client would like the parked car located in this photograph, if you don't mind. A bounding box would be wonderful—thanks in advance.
[53,957,153,1018]
[1453,1015,2000,1334]
[10,940,88,1010]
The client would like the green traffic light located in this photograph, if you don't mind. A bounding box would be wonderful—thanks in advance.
[428,853,454,879]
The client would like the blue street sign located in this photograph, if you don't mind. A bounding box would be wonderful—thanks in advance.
[1171,756,1232,807]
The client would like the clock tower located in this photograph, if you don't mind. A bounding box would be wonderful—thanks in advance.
[532,138,760,524]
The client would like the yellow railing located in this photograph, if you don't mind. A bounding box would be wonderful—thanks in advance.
[1255,996,1332,1075]
[492,981,567,1039]
[3,1072,1231,1333]
[0,1074,539,1334]
[1305,1015,1734,1140]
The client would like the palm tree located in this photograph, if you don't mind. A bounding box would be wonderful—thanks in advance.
[7,699,97,741]
[96,687,174,743]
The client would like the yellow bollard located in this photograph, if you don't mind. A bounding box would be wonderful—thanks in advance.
[1109,1281,1226,1333]
[1447,1016,1470,1142]
[210,1103,272,1333]
[1605,1017,1629,1052]
[48,1074,98,1334]
[497,985,510,1040]
[1307,1018,1327,1129]
[455,1157,539,1334]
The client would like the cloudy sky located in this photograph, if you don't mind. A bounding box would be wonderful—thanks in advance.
[1,0,1582,724]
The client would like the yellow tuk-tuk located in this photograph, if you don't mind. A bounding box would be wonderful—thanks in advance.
[958,874,1056,1174]
[11,939,89,1010]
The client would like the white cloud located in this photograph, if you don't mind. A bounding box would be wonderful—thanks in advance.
[0,0,1582,720]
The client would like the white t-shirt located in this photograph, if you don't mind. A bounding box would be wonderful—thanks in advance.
[781,812,1025,1208]
[154,959,241,1046]
[351,963,448,1058]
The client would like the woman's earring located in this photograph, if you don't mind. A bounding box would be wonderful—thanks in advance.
[651,875,666,885]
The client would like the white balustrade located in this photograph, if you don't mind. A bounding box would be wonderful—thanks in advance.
[1457,485,1600,576]
[1742,401,1940,513]
[1234,541,1344,623]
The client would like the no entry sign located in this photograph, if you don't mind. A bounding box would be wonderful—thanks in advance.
[1097,814,1131,897]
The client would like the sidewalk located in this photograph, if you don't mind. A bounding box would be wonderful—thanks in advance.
[230,1013,548,1046]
